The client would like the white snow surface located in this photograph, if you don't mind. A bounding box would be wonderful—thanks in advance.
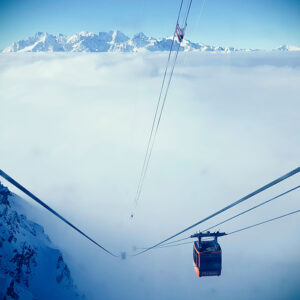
[0,31,271,53]
[0,183,83,299]
[3,31,299,53]
[276,44,300,51]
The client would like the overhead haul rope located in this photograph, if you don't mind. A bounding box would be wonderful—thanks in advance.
[131,167,300,256]
[201,185,300,232]
[0,169,118,257]
[132,1,183,211]
[158,240,193,248]
[154,209,300,249]
[227,209,300,235]
[157,236,190,247]
[138,184,300,248]
[131,0,193,215]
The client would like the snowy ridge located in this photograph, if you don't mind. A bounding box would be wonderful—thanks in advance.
[2,31,257,53]
[276,45,300,51]
[3,31,299,53]
[0,182,83,299]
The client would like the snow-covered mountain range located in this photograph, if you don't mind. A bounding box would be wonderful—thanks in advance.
[3,31,299,53]
[276,44,300,51]
[0,182,83,299]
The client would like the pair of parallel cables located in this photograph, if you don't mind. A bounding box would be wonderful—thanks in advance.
[0,1,299,258]
[1,167,299,258]
[131,0,193,217]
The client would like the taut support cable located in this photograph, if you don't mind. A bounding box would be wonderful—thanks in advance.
[0,169,118,257]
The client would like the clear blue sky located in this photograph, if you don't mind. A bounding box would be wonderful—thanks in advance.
[0,0,299,50]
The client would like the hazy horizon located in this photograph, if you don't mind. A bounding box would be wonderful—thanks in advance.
[1,0,300,50]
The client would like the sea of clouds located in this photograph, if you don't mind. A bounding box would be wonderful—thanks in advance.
[0,51,300,299]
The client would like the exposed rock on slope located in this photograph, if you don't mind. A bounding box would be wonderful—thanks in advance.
[0,182,83,299]
[2,31,251,53]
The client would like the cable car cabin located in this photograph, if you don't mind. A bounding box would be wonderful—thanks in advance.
[176,23,186,43]
[193,239,221,277]
[191,232,226,277]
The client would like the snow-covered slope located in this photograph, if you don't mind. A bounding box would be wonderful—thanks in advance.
[3,31,252,53]
[0,182,83,299]
[3,31,299,53]
[276,45,300,51]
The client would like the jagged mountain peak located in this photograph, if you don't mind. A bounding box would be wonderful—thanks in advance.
[77,31,95,37]
[276,44,300,51]
[2,31,300,53]
[133,32,147,39]
[1,30,248,53]
[111,30,129,41]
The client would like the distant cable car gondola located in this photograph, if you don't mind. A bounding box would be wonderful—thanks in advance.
[191,231,226,277]
[176,23,186,43]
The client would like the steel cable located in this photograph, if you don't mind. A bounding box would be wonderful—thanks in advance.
[131,167,300,256]
[0,169,119,257]
[228,209,300,236]
[132,0,184,211]
[150,209,300,249]
[139,185,300,250]
[153,185,300,247]
[202,185,300,232]
[132,0,193,214]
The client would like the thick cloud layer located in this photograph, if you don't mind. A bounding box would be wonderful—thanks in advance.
[0,52,299,299]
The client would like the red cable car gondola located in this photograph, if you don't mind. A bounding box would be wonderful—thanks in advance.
[176,23,186,43]
[192,232,226,277]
